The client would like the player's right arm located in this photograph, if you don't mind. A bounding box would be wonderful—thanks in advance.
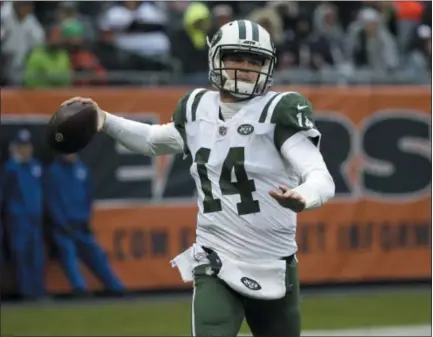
[102,113,184,156]
[64,93,193,156]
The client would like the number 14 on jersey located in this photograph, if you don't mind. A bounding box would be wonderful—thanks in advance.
[195,147,260,216]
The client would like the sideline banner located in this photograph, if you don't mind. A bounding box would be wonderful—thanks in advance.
[1,86,431,293]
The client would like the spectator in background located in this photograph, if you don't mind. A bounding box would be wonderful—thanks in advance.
[56,1,96,42]
[93,24,173,82]
[0,130,46,300]
[167,0,190,14]
[330,1,363,31]
[210,1,263,19]
[161,1,190,30]
[346,8,399,72]
[370,1,398,38]
[406,24,431,73]
[249,5,285,46]
[311,3,345,69]
[309,36,341,71]
[393,1,425,52]
[1,1,45,83]
[99,1,170,57]
[212,4,233,30]
[170,2,212,79]
[24,28,72,88]
[61,19,106,86]
[265,0,300,36]
[313,3,345,48]
[277,15,314,69]
[44,153,125,297]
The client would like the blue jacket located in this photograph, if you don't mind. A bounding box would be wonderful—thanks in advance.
[0,158,43,218]
[44,159,92,227]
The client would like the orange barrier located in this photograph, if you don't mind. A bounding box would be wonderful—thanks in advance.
[1,86,431,293]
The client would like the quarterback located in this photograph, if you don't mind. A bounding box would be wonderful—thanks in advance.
[63,20,335,337]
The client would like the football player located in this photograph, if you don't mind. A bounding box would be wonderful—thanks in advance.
[62,20,335,337]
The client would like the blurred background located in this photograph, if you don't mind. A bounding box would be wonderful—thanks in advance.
[0,0,432,86]
[0,0,431,336]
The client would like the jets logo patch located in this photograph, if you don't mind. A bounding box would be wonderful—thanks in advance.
[240,277,261,291]
[237,124,254,135]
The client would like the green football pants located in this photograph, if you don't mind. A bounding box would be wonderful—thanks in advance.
[191,257,301,337]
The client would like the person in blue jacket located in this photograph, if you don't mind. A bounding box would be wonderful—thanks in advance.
[44,153,124,296]
[0,129,46,300]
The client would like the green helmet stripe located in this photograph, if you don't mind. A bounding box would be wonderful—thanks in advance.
[251,22,260,42]
[238,20,246,39]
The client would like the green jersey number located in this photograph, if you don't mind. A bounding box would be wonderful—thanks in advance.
[195,147,260,216]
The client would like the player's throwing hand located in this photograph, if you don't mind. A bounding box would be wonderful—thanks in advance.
[60,96,106,131]
[269,185,306,213]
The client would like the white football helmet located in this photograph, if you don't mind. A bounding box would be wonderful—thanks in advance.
[207,20,277,99]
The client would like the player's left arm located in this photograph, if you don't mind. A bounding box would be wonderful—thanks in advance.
[269,93,335,212]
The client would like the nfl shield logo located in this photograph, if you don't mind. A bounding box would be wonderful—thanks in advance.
[219,126,228,136]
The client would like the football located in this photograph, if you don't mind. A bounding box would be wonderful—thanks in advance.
[47,100,98,154]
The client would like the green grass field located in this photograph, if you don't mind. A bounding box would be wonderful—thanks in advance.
[1,290,431,336]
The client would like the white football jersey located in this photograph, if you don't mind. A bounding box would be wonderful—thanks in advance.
[173,88,321,261]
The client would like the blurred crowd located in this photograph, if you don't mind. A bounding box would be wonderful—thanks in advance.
[0,1,431,87]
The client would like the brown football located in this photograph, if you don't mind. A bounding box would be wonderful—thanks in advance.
[47,100,98,154]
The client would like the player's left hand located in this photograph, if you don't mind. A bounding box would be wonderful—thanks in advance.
[269,185,306,213]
